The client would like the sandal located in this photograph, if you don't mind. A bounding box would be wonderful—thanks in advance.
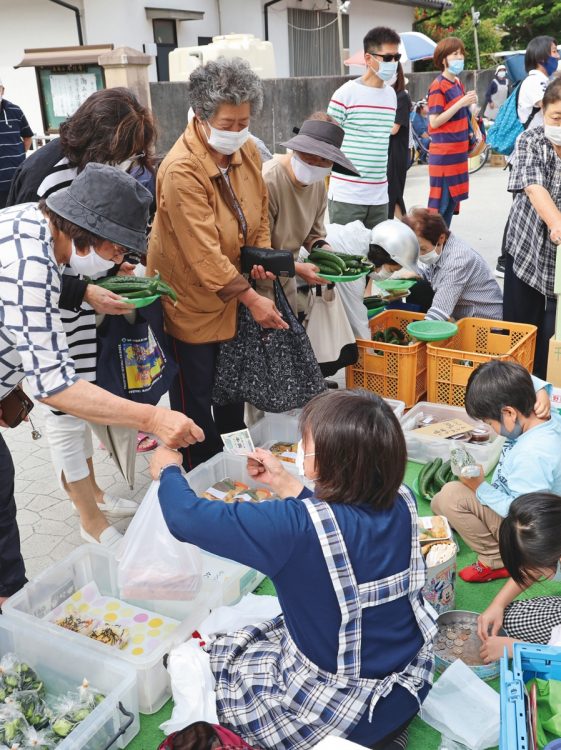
[137,432,158,453]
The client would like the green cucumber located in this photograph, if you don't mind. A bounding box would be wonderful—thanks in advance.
[309,249,347,272]
[435,460,452,490]
[419,458,442,501]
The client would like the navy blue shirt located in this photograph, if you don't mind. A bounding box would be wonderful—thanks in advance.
[159,467,424,679]
[0,99,33,193]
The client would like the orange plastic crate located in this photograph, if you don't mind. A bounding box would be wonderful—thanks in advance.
[346,310,426,407]
[427,317,537,406]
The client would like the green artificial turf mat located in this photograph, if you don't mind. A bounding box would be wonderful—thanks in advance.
[128,461,561,749]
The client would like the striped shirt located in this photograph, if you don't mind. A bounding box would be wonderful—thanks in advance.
[327,79,397,205]
[0,99,33,193]
[0,203,77,400]
[421,232,503,321]
[427,75,469,211]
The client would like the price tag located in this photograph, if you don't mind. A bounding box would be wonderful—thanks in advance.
[414,418,474,439]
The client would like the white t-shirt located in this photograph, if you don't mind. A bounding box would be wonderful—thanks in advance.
[327,78,397,206]
[517,69,549,129]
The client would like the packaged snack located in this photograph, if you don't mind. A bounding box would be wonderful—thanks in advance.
[89,623,129,649]
[55,608,95,636]
[418,516,452,543]
[202,478,277,503]
[269,442,298,464]
[49,682,105,740]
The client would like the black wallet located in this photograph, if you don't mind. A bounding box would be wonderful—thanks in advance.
[241,246,296,278]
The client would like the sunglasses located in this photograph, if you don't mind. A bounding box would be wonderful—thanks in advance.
[368,52,402,63]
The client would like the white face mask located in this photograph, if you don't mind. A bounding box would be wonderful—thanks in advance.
[371,266,393,281]
[291,154,331,185]
[294,439,315,477]
[205,122,250,155]
[545,124,561,147]
[419,243,441,266]
[69,245,116,277]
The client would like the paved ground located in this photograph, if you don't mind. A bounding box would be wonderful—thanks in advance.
[3,160,511,583]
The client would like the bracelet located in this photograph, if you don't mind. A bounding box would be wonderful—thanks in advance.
[158,463,181,479]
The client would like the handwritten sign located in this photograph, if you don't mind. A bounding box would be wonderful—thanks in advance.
[414,418,474,439]
[50,73,98,118]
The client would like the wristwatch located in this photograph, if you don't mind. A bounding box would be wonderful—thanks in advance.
[158,463,181,480]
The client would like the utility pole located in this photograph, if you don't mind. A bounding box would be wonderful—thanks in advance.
[337,4,345,75]
[471,6,481,70]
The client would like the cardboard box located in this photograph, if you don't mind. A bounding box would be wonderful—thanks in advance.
[547,337,561,388]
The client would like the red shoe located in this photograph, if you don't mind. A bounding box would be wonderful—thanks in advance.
[459,561,510,583]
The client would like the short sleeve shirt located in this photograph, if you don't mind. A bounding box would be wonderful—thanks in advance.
[517,70,549,129]
[0,99,33,192]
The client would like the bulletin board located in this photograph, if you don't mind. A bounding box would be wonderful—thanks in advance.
[36,64,105,133]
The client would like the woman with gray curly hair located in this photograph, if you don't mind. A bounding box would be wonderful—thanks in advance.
[148,57,286,469]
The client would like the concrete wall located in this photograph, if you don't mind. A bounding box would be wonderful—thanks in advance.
[150,68,498,156]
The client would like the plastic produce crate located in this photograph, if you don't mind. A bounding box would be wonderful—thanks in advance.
[249,412,301,447]
[427,317,537,406]
[0,613,139,749]
[346,310,426,408]
[500,643,561,750]
[400,402,505,473]
[3,545,221,715]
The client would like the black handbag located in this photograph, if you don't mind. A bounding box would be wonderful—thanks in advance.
[96,298,178,405]
[240,246,295,277]
[212,280,326,412]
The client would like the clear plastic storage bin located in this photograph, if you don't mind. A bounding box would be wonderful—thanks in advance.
[249,413,301,447]
[400,402,505,474]
[384,398,406,420]
[3,545,221,714]
[201,551,266,608]
[0,614,138,749]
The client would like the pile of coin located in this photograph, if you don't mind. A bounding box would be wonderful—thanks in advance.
[435,623,472,659]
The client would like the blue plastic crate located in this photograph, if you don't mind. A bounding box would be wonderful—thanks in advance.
[500,642,561,750]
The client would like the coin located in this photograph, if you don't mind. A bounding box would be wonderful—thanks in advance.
[435,643,445,651]
[446,629,456,639]
[463,628,472,635]
[453,647,463,655]
[454,639,464,647]
[460,633,469,641]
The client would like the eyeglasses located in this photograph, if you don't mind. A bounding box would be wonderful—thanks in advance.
[368,52,402,63]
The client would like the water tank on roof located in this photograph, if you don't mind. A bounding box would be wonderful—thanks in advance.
[168,33,276,81]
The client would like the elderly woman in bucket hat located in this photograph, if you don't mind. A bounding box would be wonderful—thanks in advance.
[0,163,204,602]
[260,112,359,313]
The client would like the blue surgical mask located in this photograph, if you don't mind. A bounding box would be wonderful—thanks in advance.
[448,59,465,76]
[544,55,559,77]
[499,415,523,441]
[374,60,398,82]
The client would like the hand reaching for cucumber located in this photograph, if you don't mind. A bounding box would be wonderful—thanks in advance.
[295,261,327,286]
[83,283,135,315]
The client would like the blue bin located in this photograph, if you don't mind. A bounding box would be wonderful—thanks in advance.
[500,643,561,750]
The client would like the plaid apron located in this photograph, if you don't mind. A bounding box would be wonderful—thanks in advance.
[208,486,437,750]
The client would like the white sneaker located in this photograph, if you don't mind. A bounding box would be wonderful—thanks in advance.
[80,525,123,549]
[98,493,138,518]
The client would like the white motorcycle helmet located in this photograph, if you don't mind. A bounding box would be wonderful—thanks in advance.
[370,219,420,274]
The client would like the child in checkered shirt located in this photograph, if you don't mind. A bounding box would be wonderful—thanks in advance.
[478,491,561,663]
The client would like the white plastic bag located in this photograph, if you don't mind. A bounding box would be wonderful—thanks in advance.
[199,594,282,638]
[116,480,202,600]
[160,639,218,734]
[420,660,500,750]
[304,285,357,373]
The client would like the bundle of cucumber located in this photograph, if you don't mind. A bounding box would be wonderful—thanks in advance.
[93,272,177,303]
[305,250,373,278]
[417,458,454,502]
[372,327,410,346]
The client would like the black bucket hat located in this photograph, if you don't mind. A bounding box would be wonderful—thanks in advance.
[46,162,152,255]
[281,119,360,177]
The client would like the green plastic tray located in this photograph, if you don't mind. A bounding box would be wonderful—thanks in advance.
[375,279,417,292]
[406,320,458,342]
[367,305,387,319]
[122,294,160,308]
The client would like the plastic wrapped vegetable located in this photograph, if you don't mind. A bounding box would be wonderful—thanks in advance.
[450,447,477,478]
[20,725,60,749]
[0,656,43,697]
[0,704,29,745]
[78,679,104,710]
[50,682,104,740]
[5,691,48,729]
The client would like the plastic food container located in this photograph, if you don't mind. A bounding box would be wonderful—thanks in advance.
[3,545,222,714]
[0,614,139,749]
[249,412,301,447]
[201,551,266,608]
[400,402,505,474]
